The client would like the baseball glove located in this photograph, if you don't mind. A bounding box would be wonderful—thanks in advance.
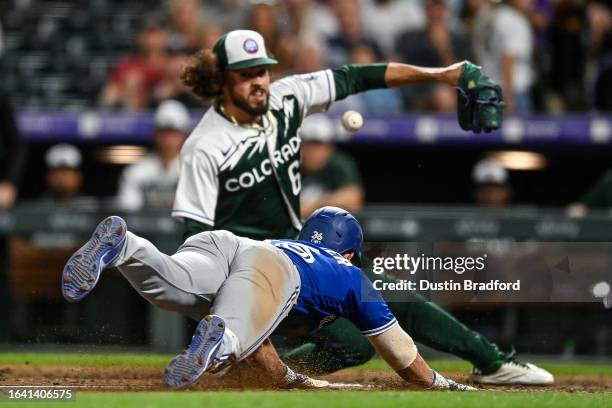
[457,62,505,134]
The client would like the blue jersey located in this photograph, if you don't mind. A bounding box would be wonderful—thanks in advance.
[268,239,397,336]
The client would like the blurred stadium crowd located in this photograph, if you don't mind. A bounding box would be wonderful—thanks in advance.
[0,0,610,114]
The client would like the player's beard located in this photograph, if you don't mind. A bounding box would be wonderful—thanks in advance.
[232,88,269,116]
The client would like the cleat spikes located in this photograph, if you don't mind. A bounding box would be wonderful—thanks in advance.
[61,216,127,303]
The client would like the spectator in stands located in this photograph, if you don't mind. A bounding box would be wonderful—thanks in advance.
[547,0,588,112]
[12,144,96,261]
[203,0,248,31]
[248,2,279,48]
[0,90,26,342]
[395,0,471,110]
[330,43,404,116]
[152,44,202,109]
[460,0,490,33]
[588,1,612,111]
[299,115,364,218]
[362,0,425,56]
[99,21,169,111]
[292,39,327,75]
[116,100,190,211]
[326,0,383,67]
[248,2,295,77]
[39,144,97,209]
[281,0,339,43]
[397,0,471,68]
[472,158,512,207]
[202,25,227,50]
[521,0,553,112]
[473,0,535,114]
[167,0,207,53]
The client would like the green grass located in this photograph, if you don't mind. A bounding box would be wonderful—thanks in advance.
[0,352,611,376]
[1,353,610,407]
[2,391,610,408]
[0,352,171,368]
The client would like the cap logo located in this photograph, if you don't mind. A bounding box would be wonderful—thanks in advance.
[311,231,324,244]
[243,39,259,54]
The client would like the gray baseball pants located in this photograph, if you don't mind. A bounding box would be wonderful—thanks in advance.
[112,229,300,360]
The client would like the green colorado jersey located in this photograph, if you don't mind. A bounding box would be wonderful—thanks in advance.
[172,70,337,240]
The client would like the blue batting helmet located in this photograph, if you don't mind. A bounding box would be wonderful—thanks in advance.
[299,206,363,263]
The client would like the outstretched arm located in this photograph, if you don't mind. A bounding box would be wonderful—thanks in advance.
[367,324,476,390]
[384,61,465,88]
[332,61,466,101]
[332,61,503,134]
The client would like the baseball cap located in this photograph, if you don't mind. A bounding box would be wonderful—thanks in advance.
[300,115,335,143]
[46,143,82,169]
[472,159,508,185]
[154,100,191,133]
[213,30,278,70]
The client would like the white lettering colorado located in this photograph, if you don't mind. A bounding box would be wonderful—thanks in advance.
[224,136,300,192]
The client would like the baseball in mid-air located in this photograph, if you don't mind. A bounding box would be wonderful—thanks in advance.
[341,110,363,132]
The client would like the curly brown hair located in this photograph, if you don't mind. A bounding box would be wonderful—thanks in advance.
[180,49,224,102]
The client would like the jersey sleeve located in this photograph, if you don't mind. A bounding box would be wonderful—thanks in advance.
[349,270,398,336]
[497,11,531,58]
[171,148,219,226]
[270,70,336,119]
[331,64,388,101]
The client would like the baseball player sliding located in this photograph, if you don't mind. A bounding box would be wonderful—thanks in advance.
[61,207,475,390]
[170,29,552,385]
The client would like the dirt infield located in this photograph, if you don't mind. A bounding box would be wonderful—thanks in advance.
[1,364,611,393]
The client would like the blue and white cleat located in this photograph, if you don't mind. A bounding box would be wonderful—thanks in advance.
[61,216,127,303]
[163,315,226,389]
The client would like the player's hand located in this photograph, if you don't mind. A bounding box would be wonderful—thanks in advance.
[286,373,330,389]
[278,366,367,390]
[428,370,478,391]
[278,366,330,389]
[456,61,505,134]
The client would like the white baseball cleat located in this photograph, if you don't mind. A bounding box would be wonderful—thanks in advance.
[472,360,554,385]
